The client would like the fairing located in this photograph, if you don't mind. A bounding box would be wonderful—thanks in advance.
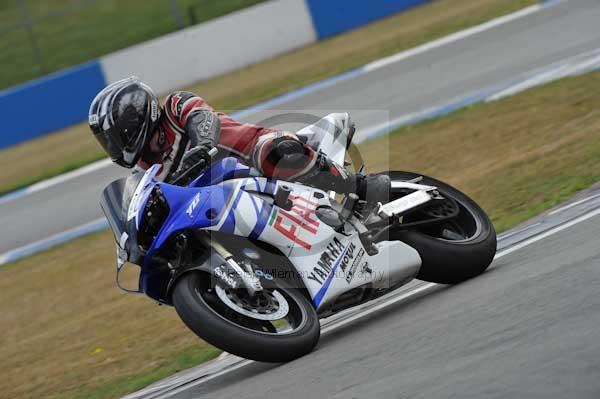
[102,156,422,310]
[100,164,161,264]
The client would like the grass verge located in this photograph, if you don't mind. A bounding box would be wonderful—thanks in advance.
[1,70,598,399]
[0,0,266,90]
[359,72,600,232]
[0,0,538,196]
[0,231,221,399]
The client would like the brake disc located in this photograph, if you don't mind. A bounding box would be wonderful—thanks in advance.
[215,285,290,321]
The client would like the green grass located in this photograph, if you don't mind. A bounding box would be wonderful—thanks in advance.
[0,152,106,195]
[70,346,222,399]
[0,230,223,399]
[0,0,266,89]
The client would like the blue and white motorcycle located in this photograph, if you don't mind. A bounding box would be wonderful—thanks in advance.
[100,114,496,362]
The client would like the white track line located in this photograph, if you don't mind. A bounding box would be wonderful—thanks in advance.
[488,47,600,101]
[362,2,549,73]
[497,222,542,241]
[0,158,112,206]
[0,218,108,266]
[548,193,600,216]
[493,207,600,258]
[157,204,600,399]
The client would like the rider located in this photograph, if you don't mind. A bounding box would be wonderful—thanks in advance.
[88,77,389,201]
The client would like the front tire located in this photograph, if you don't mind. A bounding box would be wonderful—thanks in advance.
[385,172,497,284]
[172,272,320,362]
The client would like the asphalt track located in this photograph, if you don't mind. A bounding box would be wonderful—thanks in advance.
[1,0,599,254]
[124,185,600,399]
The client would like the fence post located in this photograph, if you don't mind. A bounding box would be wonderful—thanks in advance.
[167,0,186,29]
[16,0,46,74]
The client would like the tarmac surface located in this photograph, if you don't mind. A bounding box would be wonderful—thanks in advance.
[127,184,600,399]
[1,0,599,254]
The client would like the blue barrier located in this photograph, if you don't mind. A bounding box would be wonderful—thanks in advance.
[0,0,434,149]
[305,0,431,39]
[0,61,106,148]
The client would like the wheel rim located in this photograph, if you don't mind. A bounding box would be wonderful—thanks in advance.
[433,199,482,242]
[194,275,309,336]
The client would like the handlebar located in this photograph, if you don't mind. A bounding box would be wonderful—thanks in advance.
[170,147,218,186]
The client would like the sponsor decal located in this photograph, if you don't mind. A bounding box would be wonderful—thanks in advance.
[89,114,98,126]
[213,266,237,289]
[345,247,365,283]
[307,237,348,285]
[269,193,320,250]
[150,100,159,122]
[186,193,201,218]
[339,242,356,274]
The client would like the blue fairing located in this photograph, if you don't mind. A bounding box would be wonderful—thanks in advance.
[146,159,246,252]
[139,158,248,297]
[189,156,251,187]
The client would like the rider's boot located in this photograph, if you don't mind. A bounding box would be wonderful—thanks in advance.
[300,153,390,204]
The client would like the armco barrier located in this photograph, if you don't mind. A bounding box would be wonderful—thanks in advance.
[305,0,432,39]
[0,61,106,148]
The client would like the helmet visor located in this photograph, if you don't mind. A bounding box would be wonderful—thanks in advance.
[93,116,149,168]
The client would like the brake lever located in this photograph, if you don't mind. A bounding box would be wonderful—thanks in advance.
[171,160,206,186]
[171,147,218,186]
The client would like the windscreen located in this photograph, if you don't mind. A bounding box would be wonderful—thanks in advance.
[100,172,144,245]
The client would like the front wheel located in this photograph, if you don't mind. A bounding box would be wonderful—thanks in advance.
[385,171,497,284]
[172,272,320,362]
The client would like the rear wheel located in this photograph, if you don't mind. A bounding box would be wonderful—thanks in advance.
[173,272,320,362]
[385,171,497,284]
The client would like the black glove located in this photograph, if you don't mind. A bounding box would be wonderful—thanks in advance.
[266,137,309,168]
[179,144,213,174]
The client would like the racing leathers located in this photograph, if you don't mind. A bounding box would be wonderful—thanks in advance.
[136,91,356,194]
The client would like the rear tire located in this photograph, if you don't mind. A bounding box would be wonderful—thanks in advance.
[385,171,497,284]
[173,272,320,362]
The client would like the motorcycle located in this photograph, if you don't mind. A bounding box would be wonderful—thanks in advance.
[100,113,496,362]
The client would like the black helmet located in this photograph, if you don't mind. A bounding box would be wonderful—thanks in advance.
[89,77,160,168]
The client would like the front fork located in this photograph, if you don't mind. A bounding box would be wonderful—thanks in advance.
[197,233,263,296]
